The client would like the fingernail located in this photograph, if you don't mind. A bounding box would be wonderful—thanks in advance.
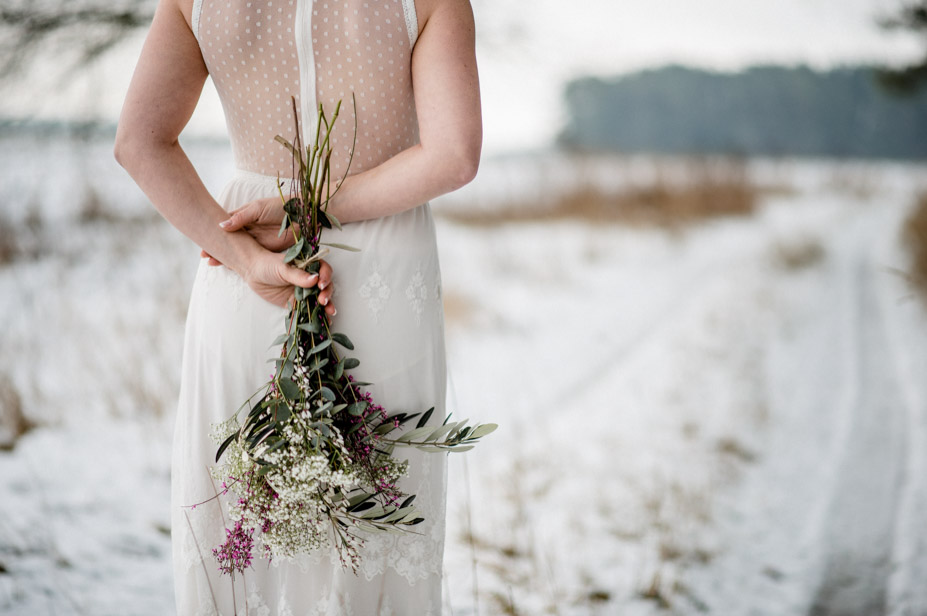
[331,308,337,317]
[307,274,319,283]
[218,219,231,229]
[319,281,328,290]
[320,296,329,305]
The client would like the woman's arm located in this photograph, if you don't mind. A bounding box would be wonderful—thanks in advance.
[114,0,330,309]
[328,0,482,223]
[218,0,481,234]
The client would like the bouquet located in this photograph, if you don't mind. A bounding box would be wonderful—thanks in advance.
[207,97,496,576]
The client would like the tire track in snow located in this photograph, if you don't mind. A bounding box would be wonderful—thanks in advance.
[808,218,909,616]
[876,210,927,616]
[546,241,765,411]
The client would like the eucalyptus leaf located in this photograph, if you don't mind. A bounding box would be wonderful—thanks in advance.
[280,359,295,381]
[467,423,499,440]
[382,506,416,523]
[348,492,375,508]
[283,238,305,264]
[215,432,237,463]
[446,419,468,441]
[272,402,291,422]
[309,338,332,355]
[320,241,361,252]
[278,377,300,401]
[331,332,354,350]
[360,505,386,519]
[415,408,434,429]
[396,426,437,444]
[426,422,458,443]
[298,322,320,334]
[308,357,329,374]
[320,209,342,230]
[350,500,376,513]
[347,401,368,416]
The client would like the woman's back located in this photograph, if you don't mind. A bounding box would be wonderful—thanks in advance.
[194,0,420,178]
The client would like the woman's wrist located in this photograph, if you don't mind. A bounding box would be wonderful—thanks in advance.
[221,228,268,282]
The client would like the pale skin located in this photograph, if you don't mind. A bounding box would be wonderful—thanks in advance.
[115,0,482,307]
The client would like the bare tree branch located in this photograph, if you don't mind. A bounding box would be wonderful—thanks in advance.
[0,1,156,79]
[878,1,927,94]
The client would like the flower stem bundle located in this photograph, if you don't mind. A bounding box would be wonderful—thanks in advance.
[207,96,496,575]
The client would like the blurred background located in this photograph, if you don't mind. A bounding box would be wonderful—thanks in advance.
[1,0,927,614]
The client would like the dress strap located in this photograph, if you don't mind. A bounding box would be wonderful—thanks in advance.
[401,0,419,47]
[191,0,205,40]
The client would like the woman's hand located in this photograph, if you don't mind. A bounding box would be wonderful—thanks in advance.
[200,197,292,265]
[201,197,293,263]
[222,196,293,251]
[244,250,336,315]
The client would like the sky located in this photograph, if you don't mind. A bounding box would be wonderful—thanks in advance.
[2,0,924,154]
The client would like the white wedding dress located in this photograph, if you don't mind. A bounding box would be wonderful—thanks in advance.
[171,1,447,614]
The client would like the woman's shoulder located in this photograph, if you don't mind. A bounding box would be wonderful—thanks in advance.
[413,0,473,39]
[167,0,197,34]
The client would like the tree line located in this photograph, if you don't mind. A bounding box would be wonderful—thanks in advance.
[558,64,927,160]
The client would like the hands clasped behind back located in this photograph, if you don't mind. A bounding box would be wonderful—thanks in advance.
[202,197,336,314]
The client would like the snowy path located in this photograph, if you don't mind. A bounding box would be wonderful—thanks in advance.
[808,216,908,616]
[676,193,927,616]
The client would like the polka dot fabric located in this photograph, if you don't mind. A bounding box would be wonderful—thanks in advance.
[195,0,419,178]
[311,1,419,178]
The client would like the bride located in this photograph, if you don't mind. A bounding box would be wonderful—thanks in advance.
[114,0,481,613]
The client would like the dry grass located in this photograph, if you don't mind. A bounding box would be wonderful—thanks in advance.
[824,166,881,201]
[443,156,759,228]
[442,290,478,327]
[77,185,112,224]
[0,216,16,265]
[0,374,34,451]
[773,237,826,271]
[639,571,672,609]
[0,204,45,266]
[903,192,927,299]
[716,436,758,464]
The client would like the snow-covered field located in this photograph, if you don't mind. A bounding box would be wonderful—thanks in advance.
[0,134,925,615]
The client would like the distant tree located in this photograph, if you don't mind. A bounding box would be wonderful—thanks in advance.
[879,1,927,93]
[0,1,156,79]
[0,0,513,79]
[558,65,927,159]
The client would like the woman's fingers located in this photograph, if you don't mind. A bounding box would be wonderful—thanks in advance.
[276,263,335,315]
[219,201,260,232]
[277,260,319,289]
[315,259,335,316]
[317,260,333,290]
[200,249,223,266]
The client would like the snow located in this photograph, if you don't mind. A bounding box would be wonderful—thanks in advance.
[1,135,926,614]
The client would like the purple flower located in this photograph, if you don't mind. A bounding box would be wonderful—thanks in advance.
[213,519,255,576]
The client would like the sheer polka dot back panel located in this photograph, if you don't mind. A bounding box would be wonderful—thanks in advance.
[195,0,419,179]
